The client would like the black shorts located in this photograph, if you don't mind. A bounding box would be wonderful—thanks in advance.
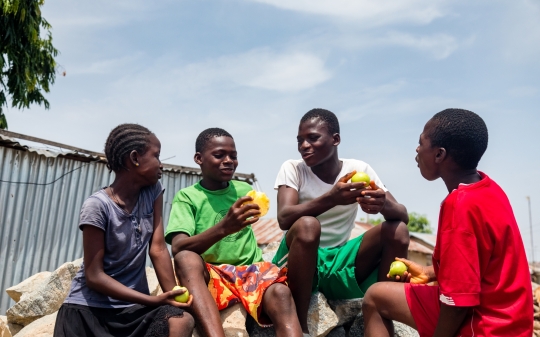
[53,303,186,337]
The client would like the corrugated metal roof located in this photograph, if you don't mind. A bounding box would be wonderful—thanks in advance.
[253,219,434,255]
[0,132,258,314]
[410,232,437,249]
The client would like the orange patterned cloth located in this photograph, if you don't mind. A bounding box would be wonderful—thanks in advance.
[206,262,288,326]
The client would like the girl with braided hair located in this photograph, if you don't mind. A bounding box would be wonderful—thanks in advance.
[54,124,194,337]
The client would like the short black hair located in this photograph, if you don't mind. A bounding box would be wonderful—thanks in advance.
[195,128,233,152]
[104,123,153,172]
[300,108,340,135]
[427,108,488,169]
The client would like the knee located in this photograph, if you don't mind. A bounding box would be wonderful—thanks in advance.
[169,312,195,333]
[362,283,383,313]
[381,221,409,248]
[290,216,321,245]
[174,250,204,276]
[264,283,295,315]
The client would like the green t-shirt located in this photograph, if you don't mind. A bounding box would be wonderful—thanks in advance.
[165,180,263,266]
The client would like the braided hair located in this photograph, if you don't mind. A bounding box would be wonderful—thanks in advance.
[195,128,233,153]
[300,108,340,135]
[104,123,153,172]
[428,108,488,169]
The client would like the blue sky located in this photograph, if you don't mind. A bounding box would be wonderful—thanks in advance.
[5,0,540,259]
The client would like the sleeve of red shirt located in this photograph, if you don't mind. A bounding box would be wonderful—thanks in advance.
[437,201,482,307]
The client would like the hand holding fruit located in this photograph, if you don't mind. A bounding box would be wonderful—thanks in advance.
[158,285,193,308]
[242,190,269,217]
[387,258,431,284]
[221,196,261,236]
[355,176,386,214]
[329,171,368,205]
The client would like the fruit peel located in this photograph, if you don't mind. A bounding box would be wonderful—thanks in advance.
[172,285,190,303]
[351,172,371,185]
[388,261,408,278]
[245,190,269,217]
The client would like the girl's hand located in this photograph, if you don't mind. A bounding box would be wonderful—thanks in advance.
[154,289,193,308]
[388,257,431,284]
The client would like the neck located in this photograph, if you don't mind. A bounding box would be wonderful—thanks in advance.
[310,153,342,184]
[108,173,144,205]
[442,168,481,193]
[200,178,229,191]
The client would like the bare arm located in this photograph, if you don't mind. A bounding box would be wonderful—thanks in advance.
[357,181,408,223]
[171,196,260,256]
[277,171,366,230]
[148,194,177,292]
[83,225,191,308]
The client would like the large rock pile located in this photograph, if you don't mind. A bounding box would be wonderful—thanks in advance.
[1,245,420,337]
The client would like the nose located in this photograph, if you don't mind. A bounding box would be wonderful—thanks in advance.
[223,155,233,163]
[299,140,310,151]
[416,146,419,153]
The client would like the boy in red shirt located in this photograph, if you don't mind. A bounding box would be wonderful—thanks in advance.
[362,109,533,337]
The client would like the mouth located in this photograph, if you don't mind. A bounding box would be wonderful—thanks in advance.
[301,152,314,160]
[220,168,234,174]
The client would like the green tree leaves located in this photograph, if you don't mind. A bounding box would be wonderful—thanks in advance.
[1,0,58,129]
[408,212,432,233]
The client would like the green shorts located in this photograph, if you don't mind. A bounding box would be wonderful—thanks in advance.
[272,233,378,300]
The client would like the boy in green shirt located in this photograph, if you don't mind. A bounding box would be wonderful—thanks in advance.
[165,128,303,337]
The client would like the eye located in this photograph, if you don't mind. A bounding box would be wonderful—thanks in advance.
[213,153,224,159]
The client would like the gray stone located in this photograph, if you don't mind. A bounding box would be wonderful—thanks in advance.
[6,272,51,303]
[261,242,280,263]
[347,313,419,337]
[328,298,363,327]
[307,292,339,337]
[0,316,22,336]
[6,259,82,326]
[327,326,346,337]
[15,311,57,337]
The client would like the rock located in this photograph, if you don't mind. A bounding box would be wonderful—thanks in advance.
[327,326,346,337]
[393,321,419,337]
[535,287,540,306]
[6,272,52,303]
[261,242,280,263]
[193,304,248,337]
[347,313,419,337]
[307,292,339,337]
[328,298,363,327]
[1,318,12,337]
[15,312,57,337]
[146,267,162,296]
[0,316,22,336]
[247,324,275,337]
[534,320,540,331]
[6,259,82,326]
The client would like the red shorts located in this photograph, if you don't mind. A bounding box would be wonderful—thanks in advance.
[404,283,440,337]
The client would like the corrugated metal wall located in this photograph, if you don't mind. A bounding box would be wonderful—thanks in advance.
[0,144,244,314]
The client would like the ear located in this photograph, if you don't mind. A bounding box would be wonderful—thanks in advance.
[194,152,203,165]
[129,150,140,168]
[434,147,447,164]
[332,133,341,147]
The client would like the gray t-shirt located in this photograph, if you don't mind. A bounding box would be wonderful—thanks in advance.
[64,182,164,308]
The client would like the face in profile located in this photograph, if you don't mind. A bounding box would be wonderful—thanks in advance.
[416,121,440,181]
[134,134,163,185]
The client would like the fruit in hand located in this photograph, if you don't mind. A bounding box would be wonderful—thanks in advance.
[388,261,408,278]
[244,190,270,217]
[351,172,370,185]
[172,285,190,303]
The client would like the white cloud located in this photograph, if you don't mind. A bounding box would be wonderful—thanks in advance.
[114,48,332,97]
[246,0,447,26]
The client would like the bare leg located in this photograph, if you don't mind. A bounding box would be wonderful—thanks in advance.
[354,220,409,283]
[261,283,303,337]
[284,216,321,334]
[168,312,195,337]
[174,250,225,337]
[362,282,416,337]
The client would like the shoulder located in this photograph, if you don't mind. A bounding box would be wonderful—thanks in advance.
[81,191,109,212]
[173,184,199,201]
[279,159,306,172]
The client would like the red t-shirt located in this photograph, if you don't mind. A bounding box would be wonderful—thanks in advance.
[433,172,533,336]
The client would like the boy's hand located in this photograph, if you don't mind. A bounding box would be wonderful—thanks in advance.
[154,289,193,308]
[389,257,431,284]
[220,196,261,236]
[329,171,367,205]
[357,181,386,214]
